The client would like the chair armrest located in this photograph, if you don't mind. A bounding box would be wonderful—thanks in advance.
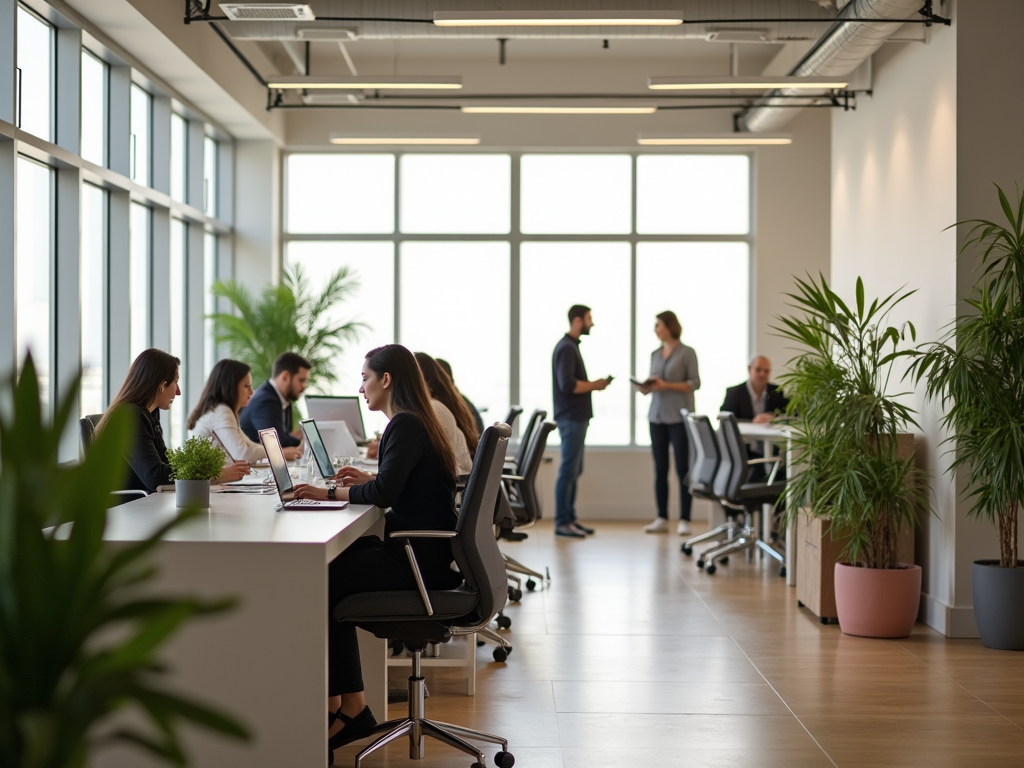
[112,490,148,497]
[747,457,781,465]
[388,530,458,539]
[502,474,526,482]
[455,473,471,489]
[388,533,451,617]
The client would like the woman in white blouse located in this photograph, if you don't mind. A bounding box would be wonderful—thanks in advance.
[187,359,302,463]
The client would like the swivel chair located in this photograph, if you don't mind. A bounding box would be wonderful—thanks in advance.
[501,406,523,430]
[332,424,516,768]
[700,413,786,576]
[679,412,736,557]
[80,414,147,507]
[503,409,545,475]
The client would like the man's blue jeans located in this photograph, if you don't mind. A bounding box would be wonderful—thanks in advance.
[555,419,589,527]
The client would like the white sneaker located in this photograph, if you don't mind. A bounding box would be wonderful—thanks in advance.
[677,520,692,536]
[644,518,669,533]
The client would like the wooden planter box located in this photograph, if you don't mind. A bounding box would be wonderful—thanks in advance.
[795,434,917,623]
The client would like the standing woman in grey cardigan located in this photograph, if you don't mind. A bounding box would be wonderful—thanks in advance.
[636,311,700,535]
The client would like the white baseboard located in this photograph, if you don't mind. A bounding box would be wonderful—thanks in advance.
[920,592,979,638]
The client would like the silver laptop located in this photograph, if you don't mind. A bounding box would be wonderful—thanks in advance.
[305,395,367,442]
[299,418,337,481]
[258,428,348,510]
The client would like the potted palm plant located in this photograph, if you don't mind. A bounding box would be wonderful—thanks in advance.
[167,436,227,508]
[0,355,248,766]
[910,186,1024,650]
[776,275,927,638]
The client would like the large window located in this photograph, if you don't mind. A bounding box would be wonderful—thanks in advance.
[80,49,108,166]
[203,136,218,216]
[204,232,217,376]
[284,152,752,446]
[16,157,54,405]
[169,219,187,447]
[80,183,108,416]
[129,203,151,360]
[130,84,151,186]
[16,6,54,141]
[170,113,187,202]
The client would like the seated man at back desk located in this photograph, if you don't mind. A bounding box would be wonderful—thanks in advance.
[722,355,789,482]
[240,351,311,452]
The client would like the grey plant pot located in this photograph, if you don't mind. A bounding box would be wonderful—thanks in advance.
[175,479,211,509]
[972,560,1024,651]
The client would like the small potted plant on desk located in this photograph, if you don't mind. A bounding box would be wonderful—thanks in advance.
[167,436,227,508]
[776,274,928,638]
[910,185,1024,650]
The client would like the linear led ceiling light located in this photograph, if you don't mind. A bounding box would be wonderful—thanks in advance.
[462,103,657,115]
[637,134,792,146]
[434,10,683,27]
[267,76,463,90]
[648,76,848,91]
[329,134,481,146]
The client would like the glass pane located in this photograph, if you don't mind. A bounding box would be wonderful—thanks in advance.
[399,242,510,422]
[520,242,631,445]
[636,155,750,235]
[169,220,187,447]
[80,184,107,417]
[634,242,749,445]
[80,50,107,166]
[399,155,510,234]
[170,113,187,202]
[286,241,394,437]
[204,232,217,377]
[129,203,150,359]
[15,157,53,407]
[16,7,53,140]
[130,84,151,186]
[286,154,394,234]
[520,155,632,234]
[203,136,217,216]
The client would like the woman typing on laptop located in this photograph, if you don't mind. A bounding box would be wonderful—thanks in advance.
[100,349,249,493]
[291,344,464,757]
[188,359,302,464]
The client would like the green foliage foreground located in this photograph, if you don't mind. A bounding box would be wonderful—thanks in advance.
[775,275,928,570]
[0,357,248,768]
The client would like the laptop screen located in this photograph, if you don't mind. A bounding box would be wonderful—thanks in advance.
[258,429,295,503]
[305,396,366,441]
[300,419,335,480]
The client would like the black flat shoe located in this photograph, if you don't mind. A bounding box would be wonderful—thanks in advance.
[328,706,378,754]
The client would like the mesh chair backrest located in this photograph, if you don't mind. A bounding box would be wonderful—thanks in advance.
[502,406,523,429]
[711,417,734,499]
[515,420,556,522]
[452,424,511,624]
[686,413,720,495]
[514,409,546,468]
[717,412,753,502]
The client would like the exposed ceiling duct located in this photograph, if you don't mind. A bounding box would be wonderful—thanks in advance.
[739,0,935,131]
[217,0,838,41]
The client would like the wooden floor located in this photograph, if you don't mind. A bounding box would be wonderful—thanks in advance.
[335,521,1024,768]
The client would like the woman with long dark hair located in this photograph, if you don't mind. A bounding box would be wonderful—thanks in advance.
[291,344,463,756]
[415,351,478,474]
[100,349,248,493]
[187,359,302,463]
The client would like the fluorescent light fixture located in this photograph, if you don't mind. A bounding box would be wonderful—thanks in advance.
[637,134,792,146]
[462,103,657,115]
[434,10,683,27]
[648,76,848,91]
[329,134,481,146]
[267,76,463,90]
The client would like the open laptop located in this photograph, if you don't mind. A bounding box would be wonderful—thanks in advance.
[305,395,367,442]
[258,428,348,510]
[300,418,339,481]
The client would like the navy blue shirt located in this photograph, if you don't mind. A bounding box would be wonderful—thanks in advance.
[552,334,592,422]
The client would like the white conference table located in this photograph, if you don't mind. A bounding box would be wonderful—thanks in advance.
[95,492,388,768]
[736,421,796,585]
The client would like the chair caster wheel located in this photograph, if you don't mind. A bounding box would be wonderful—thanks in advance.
[494,751,516,768]
[696,559,705,568]
[526,579,537,591]
[508,587,523,602]
[493,647,508,662]
[681,544,693,556]
[797,600,805,608]
[779,566,786,578]
[719,556,729,565]
[705,564,717,575]
[496,615,512,630]
[477,640,485,647]
[388,639,405,657]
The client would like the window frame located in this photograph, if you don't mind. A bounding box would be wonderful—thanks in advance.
[282,149,754,448]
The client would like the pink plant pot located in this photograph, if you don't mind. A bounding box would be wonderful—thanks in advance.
[834,562,922,638]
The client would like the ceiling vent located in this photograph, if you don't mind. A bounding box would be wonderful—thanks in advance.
[705,29,771,43]
[296,27,359,41]
[220,4,315,21]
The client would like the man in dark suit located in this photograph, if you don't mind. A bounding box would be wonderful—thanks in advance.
[240,352,312,449]
[721,355,789,423]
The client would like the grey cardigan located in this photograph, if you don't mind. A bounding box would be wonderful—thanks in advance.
[647,343,701,424]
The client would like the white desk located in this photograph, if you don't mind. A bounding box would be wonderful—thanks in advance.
[96,493,386,768]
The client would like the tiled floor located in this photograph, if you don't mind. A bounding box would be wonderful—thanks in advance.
[334,521,1024,767]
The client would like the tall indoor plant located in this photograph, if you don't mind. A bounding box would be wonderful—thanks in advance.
[0,356,249,767]
[910,185,1024,650]
[776,275,927,637]
[208,263,365,391]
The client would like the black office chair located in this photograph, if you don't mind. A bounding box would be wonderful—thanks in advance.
[503,408,544,474]
[679,412,738,557]
[80,414,148,507]
[699,413,786,576]
[332,424,516,768]
[501,405,523,430]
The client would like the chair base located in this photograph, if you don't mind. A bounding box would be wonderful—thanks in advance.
[701,507,784,573]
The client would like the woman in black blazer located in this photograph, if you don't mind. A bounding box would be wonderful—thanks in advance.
[292,344,463,757]
[99,349,248,492]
